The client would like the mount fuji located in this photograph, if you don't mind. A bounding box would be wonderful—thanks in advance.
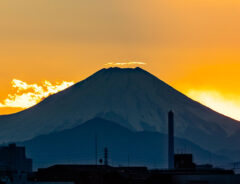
[0,67,240,162]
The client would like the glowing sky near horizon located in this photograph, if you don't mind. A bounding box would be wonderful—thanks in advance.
[187,90,240,121]
[0,0,240,120]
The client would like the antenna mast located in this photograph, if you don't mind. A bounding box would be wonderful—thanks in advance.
[95,133,98,166]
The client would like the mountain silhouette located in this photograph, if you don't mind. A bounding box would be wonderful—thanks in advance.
[0,67,240,161]
[19,117,229,169]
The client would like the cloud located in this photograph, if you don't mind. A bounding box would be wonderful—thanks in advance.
[0,79,75,109]
[105,62,147,67]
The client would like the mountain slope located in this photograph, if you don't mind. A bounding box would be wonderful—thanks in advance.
[0,67,239,158]
[20,118,229,169]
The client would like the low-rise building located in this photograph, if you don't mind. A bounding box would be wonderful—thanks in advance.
[0,143,32,173]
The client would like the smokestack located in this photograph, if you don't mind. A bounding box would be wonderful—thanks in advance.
[168,110,174,169]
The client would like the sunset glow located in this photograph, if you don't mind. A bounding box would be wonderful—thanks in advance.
[1,78,240,121]
[0,79,74,110]
[0,1,240,118]
[187,90,240,121]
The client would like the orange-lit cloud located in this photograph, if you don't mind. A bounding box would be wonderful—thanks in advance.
[0,79,74,109]
[187,89,240,121]
[105,62,146,67]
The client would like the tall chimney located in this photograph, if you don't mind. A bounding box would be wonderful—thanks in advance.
[168,110,174,169]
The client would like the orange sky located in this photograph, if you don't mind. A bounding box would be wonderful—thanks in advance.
[0,0,240,120]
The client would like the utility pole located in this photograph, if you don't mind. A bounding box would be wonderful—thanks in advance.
[104,147,108,166]
[95,133,98,166]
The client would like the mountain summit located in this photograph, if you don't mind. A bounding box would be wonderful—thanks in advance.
[0,67,240,160]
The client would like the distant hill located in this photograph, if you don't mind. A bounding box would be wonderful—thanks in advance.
[0,67,240,161]
[19,118,229,170]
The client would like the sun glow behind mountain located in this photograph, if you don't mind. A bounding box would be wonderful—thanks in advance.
[0,77,240,121]
[0,79,74,110]
[187,89,240,121]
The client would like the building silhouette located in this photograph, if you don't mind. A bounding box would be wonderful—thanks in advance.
[174,154,196,169]
[0,143,32,173]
